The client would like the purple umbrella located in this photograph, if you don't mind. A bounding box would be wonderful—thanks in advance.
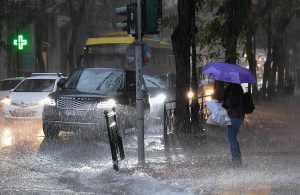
[202,62,256,84]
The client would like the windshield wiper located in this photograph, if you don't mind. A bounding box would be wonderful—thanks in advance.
[96,72,113,91]
[146,79,160,88]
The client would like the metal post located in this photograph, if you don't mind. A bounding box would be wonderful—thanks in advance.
[163,102,167,138]
[135,0,145,164]
[16,28,20,76]
[201,93,204,120]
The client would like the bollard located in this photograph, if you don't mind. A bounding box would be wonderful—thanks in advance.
[104,108,125,171]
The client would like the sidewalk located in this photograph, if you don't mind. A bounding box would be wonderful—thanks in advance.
[118,95,300,194]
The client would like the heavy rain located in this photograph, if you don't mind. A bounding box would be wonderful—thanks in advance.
[0,0,300,194]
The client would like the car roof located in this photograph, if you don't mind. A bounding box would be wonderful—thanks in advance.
[26,75,66,80]
[79,67,134,72]
[26,76,57,80]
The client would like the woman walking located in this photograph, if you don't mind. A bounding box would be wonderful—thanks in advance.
[223,83,245,167]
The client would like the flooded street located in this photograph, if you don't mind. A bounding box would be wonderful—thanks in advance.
[1,0,300,194]
[0,95,300,194]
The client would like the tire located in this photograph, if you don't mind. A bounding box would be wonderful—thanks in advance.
[43,123,59,138]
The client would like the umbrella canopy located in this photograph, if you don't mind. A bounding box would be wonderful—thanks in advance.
[202,62,256,84]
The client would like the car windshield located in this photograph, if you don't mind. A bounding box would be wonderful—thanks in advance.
[144,75,167,88]
[14,79,55,92]
[0,79,22,91]
[64,69,124,94]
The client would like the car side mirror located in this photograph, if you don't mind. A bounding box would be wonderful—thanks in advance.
[57,79,65,89]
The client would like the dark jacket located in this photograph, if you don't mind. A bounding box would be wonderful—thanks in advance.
[223,83,245,118]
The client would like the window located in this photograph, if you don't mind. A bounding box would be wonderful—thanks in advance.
[14,79,55,92]
[64,69,125,94]
[0,80,22,91]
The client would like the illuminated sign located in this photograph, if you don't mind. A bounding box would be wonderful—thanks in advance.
[13,35,28,50]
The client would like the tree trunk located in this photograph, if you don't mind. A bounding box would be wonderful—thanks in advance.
[171,0,193,134]
[270,40,278,97]
[262,0,272,100]
[35,17,45,72]
[245,5,258,96]
[190,0,200,131]
[214,0,248,101]
[67,0,86,73]
[277,33,286,94]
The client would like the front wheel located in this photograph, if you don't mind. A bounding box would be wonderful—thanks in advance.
[43,123,59,138]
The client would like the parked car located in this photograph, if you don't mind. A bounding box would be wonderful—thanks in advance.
[143,74,168,119]
[42,67,150,137]
[0,77,25,101]
[2,73,67,120]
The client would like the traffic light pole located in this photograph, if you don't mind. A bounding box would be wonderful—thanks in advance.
[135,0,145,165]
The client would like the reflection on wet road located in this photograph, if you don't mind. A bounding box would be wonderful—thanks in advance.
[0,116,115,194]
[0,101,300,195]
[2,128,12,147]
[0,119,44,149]
[213,186,272,195]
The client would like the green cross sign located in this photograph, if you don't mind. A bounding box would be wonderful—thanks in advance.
[13,35,28,50]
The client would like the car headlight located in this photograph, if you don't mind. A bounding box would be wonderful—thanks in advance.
[205,89,214,96]
[1,97,11,105]
[150,94,167,104]
[39,97,56,106]
[97,99,116,109]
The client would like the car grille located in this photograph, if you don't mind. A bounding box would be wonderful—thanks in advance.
[57,99,97,110]
[9,110,38,117]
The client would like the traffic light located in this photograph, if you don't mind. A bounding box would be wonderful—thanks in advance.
[115,3,137,35]
[142,0,162,34]
[115,0,162,36]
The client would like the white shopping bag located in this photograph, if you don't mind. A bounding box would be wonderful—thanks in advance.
[204,99,231,126]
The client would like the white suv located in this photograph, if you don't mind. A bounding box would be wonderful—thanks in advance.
[0,77,25,100]
[2,73,67,120]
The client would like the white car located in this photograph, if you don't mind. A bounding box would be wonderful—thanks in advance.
[2,73,67,120]
[0,77,25,100]
[143,75,168,120]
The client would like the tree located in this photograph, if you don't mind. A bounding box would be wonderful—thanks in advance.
[166,0,251,133]
[3,0,60,76]
[171,0,195,133]
[34,0,48,73]
[190,0,200,131]
[0,0,8,52]
[259,0,297,98]
[5,0,36,76]
[204,0,250,100]
[245,0,259,96]
[65,0,86,73]
[270,0,295,95]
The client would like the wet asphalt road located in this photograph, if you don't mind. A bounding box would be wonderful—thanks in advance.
[0,94,300,195]
[0,117,115,194]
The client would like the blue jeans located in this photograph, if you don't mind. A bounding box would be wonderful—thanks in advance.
[227,117,244,162]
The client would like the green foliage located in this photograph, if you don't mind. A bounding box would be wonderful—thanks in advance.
[196,0,251,63]
[273,0,295,32]
[6,0,36,28]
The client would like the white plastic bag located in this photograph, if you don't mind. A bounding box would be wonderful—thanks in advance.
[204,99,231,126]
